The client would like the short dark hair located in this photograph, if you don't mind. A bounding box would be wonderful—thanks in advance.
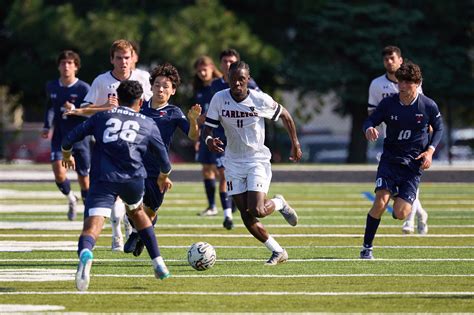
[229,61,250,76]
[382,45,402,57]
[116,80,143,107]
[149,63,181,89]
[57,50,81,69]
[395,61,422,84]
[220,48,240,61]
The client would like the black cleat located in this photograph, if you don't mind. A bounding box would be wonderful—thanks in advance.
[133,239,145,257]
[223,217,234,230]
[124,232,140,254]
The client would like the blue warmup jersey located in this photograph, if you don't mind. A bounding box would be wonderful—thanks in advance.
[363,94,443,172]
[62,106,171,182]
[140,101,190,177]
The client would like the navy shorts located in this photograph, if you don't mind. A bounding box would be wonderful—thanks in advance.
[143,177,166,212]
[374,162,421,205]
[51,131,91,177]
[196,138,225,168]
[85,178,144,217]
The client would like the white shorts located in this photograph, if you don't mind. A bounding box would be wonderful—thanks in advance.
[224,159,272,196]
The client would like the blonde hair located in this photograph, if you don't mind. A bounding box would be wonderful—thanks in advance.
[110,39,134,59]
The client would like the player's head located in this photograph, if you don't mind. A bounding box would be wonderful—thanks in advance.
[395,61,422,84]
[110,39,134,73]
[382,45,403,75]
[117,80,143,108]
[57,50,80,76]
[149,63,180,106]
[219,49,240,79]
[193,55,222,90]
[228,61,250,100]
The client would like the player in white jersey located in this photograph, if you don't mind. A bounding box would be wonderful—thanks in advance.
[70,39,152,251]
[203,61,302,265]
[368,45,428,234]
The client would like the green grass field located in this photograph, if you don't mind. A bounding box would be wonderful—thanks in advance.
[0,181,473,313]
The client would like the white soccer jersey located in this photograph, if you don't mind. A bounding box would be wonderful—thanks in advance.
[81,69,152,107]
[368,74,423,109]
[205,89,282,162]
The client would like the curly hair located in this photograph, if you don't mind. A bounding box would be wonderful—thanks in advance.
[117,80,143,107]
[395,61,422,84]
[149,63,181,89]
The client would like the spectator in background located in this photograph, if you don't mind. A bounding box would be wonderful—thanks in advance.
[41,50,91,221]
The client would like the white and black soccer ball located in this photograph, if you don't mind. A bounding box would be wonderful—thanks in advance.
[187,242,216,271]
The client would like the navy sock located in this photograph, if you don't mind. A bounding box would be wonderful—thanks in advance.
[363,214,381,248]
[138,226,160,259]
[77,235,95,257]
[204,179,216,208]
[56,179,71,195]
[219,191,232,209]
[81,189,88,204]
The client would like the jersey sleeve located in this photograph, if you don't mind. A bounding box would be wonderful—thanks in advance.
[81,77,100,107]
[427,100,444,149]
[43,83,54,129]
[148,122,172,174]
[61,114,95,150]
[363,99,386,132]
[258,92,282,121]
[176,108,190,135]
[368,80,379,108]
[204,93,220,129]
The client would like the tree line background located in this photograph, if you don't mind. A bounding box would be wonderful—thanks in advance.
[1,0,473,163]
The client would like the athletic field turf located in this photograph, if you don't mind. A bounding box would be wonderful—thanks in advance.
[0,181,473,313]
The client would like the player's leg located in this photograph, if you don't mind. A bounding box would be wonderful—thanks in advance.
[72,139,90,206]
[110,198,125,252]
[216,155,233,230]
[121,179,170,280]
[197,142,218,216]
[52,158,78,221]
[414,189,428,234]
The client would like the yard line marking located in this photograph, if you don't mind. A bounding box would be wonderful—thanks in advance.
[0,305,65,312]
[0,291,473,296]
[2,233,474,238]
[0,258,473,262]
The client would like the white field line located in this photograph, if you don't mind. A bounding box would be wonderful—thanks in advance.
[0,258,473,262]
[0,291,473,296]
[1,233,474,238]
[0,304,65,312]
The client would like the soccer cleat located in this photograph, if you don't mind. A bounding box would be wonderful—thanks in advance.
[360,247,374,259]
[124,232,140,253]
[111,236,124,252]
[124,215,133,240]
[76,249,93,291]
[199,206,218,216]
[401,221,415,234]
[223,217,234,230]
[274,194,298,226]
[154,263,171,280]
[133,239,145,257]
[67,195,79,221]
[417,208,428,235]
[265,249,288,266]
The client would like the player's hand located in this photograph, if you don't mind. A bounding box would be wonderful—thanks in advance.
[415,148,434,170]
[206,137,224,153]
[40,129,49,139]
[187,104,202,121]
[365,127,379,142]
[157,173,173,193]
[61,156,76,170]
[63,101,75,111]
[106,95,119,108]
[289,142,302,162]
[63,107,86,117]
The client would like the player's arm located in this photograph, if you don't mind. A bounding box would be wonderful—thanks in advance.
[186,104,202,141]
[415,103,444,170]
[60,116,94,169]
[41,85,54,138]
[363,101,386,141]
[149,123,173,193]
[279,106,302,162]
[202,94,224,153]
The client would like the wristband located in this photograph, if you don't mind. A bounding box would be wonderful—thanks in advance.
[160,169,172,176]
[205,136,213,145]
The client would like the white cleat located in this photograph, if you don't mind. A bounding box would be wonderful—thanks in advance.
[274,194,298,226]
[67,195,79,221]
[111,236,124,252]
[265,249,288,266]
[76,249,93,291]
[199,206,218,217]
[402,221,415,234]
[417,208,428,235]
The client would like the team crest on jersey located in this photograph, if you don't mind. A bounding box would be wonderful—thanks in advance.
[390,115,398,121]
[70,94,78,103]
[415,114,423,123]
[159,110,167,117]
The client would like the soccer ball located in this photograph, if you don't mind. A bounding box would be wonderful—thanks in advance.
[187,242,216,271]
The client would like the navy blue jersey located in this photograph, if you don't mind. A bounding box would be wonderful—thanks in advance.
[62,106,171,182]
[363,94,443,171]
[140,101,189,177]
[43,79,90,134]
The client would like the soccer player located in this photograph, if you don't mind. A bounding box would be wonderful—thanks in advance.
[41,50,91,221]
[124,63,201,256]
[62,80,173,291]
[197,49,259,231]
[73,39,152,251]
[361,62,443,259]
[368,45,428,234]
[203,61,302,265]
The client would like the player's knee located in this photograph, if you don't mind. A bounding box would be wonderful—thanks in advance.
[248,206,266,218]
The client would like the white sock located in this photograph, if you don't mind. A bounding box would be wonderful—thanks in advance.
[271,198,284,211]
[111,200,125,239]
[66,191,76,203]
[223,208,233,219]
[264,236,283,253]
[152,256,165,268]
